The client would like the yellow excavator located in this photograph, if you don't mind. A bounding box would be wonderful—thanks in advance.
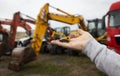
[8,3,87,71]
[44,26,71,55]
[53,26,70,40]
[87,18,107,44]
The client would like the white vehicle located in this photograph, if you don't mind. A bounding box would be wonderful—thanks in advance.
[17,36,32,47]
[17,30,34,47]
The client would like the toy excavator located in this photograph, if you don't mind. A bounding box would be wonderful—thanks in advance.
[43,26,80,55]
[42,26,71,54]
[8,3,87,71]
[0,12,35,57]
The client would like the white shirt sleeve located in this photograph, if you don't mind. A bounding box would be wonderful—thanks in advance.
[83,38,120,76]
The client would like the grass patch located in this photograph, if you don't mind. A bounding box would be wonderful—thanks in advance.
[0,54,107,76]
[9,59,70,76]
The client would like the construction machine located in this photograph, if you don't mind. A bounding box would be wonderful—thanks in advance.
[8,3,87,71]
[87,18,107,44]
[0,19,12,57]
[45,26,71,42]
[44,26,80,55]
[43,26,71,55]
[53,26,70,40]
[0,12,35,57]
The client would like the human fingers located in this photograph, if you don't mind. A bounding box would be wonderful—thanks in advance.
[51,40,71,48]
[70,37,78,41]
[78,29,86,35]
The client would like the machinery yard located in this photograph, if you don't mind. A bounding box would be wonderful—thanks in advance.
[0,0,120,76]
[0,54,106,76]
[0,32,106,76]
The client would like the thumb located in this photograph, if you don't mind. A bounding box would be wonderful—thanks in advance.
[78,29,86,35]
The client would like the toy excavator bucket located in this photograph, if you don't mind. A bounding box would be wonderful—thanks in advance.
[8,47,37,71]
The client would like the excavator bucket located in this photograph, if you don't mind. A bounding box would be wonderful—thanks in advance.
[8,47,36,71]
[8,3,49,71]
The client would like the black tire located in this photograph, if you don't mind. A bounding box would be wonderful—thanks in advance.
[56,46,64,55]
[67,49,79,56]
[40,42,48,54]
[18,42,23,47]
[49,45,57,55]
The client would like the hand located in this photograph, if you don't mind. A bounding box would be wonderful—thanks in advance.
[51,29,93,51]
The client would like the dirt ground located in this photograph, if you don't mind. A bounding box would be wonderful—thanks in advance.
[0,54,107,76]
[0,32,107,76]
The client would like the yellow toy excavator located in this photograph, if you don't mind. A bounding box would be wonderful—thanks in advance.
[8,3,87,71]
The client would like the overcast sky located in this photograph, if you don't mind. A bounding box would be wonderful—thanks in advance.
[0,0,119,31]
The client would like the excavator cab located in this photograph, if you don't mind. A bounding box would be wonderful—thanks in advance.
[53,26,70,40]
[55,26,70,36]
[0,29,11,57]
[87,18,106,44]
[62,26,70,36]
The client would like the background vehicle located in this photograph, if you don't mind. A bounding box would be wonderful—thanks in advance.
[17,36,32,47]
[42,26,80,55]
[44,26,78,55]
[102,1,120,54]
[8,3,87,71]
[0,12,35,57]
[87,18,106,44]
[54,26,70,39]
[0,19,13,57]
[17,30,34,47]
